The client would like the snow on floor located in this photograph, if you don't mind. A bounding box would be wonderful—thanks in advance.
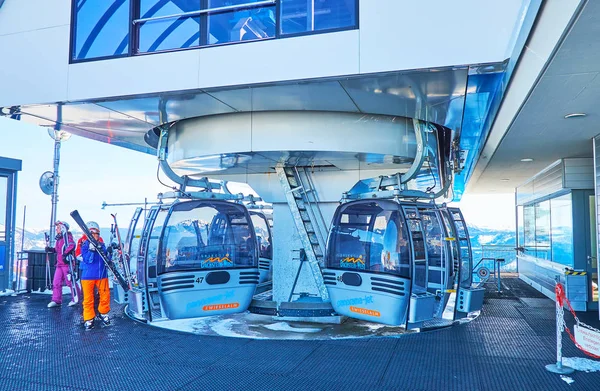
[563,357,600,373]
[0,289,15,297]
[148,311,414,340]
[263,322,322,333]
[560,375,574,385]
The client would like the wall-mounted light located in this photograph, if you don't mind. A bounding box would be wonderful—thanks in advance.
[521,158,534,162]
[564,113,586,119]
[501,178,510,182]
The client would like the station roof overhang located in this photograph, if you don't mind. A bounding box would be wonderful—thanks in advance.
[467,0,600,194]
[0,63,508,197]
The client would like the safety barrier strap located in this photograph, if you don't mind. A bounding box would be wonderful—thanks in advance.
[555,282,600,359]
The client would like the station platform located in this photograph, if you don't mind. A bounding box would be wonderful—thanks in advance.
[0,277,599,391]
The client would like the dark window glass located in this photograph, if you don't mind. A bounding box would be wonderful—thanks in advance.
[72,0,131,60]
[327,202,410,278]
[158,202,257,274]
[138,0,201,52]
[250,213,272,259]
[280,0,356,35]
[207,0,275,45]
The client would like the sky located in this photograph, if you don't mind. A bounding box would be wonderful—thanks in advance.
[0,117,176,232]
[0,116,517,233]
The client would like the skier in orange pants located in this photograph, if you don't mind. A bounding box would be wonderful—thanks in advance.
[80,221,111,330]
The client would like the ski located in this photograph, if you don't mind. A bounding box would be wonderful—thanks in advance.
[59,225,80,304]
[44,232,52,290]
[69,210,130,291]
[110,213,133,289]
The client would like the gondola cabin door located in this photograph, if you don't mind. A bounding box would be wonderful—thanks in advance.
[401,206,437,326]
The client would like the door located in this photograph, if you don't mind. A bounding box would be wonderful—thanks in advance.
[448,207,473,289]
[587,194,598,311]
[124,207,143,284]
[0,175,7,290]
[401,206,428,293]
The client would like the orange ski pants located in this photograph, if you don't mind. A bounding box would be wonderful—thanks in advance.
[81,278,110,322]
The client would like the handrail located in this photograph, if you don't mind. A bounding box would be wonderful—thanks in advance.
[133,0,276,24]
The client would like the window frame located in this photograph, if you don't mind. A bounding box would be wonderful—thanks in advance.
[69,0,359,63]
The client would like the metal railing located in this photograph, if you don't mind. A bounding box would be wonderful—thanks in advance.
[472,245,517,290]
[133,0,277,24]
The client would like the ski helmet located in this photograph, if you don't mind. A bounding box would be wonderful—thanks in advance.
[55,220,70,230]
[86,221,100,233]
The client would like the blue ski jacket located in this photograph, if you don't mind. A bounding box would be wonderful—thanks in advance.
[80,238,109,280]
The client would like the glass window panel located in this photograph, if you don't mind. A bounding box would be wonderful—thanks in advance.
[523,204,535,248]
[73,0,131,60]
[535,201,551,260]
[159,202,256,274]
[207,1,275,45]
[250,213,272,260]
[0,176,6,242]
[550,194,574,266]
[327,203,410,278]
[139,1,201,52]
[589,195,597,270]
[145,208,169,280]
[280,0,357,35]
[517,205,524,250]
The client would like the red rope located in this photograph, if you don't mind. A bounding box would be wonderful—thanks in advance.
[556,282,600,360]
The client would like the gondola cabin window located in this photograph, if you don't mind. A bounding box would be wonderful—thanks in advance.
[158,202,257,274]
[329,202,410,278]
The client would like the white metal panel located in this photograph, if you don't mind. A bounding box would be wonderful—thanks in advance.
[359,0,523,74]
[168,112,253,163]
[67,50,201,101]
[249,111,413,156]
[564,158,594,189]
[516,158,593,204]
[0,26,70,106]
[197,30,359,89]
[0,0,70,36]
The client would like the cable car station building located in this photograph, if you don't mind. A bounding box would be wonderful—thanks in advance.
[0,0,598,324]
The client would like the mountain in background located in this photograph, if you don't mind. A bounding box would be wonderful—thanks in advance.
[12,226,116,252]
[467,225,515,248]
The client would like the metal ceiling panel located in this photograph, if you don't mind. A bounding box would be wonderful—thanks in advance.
[96,91,237,124]
[209,81,359,113]
[340,69,468,131]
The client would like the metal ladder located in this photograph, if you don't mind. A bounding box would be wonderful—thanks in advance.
[276,164,329,301]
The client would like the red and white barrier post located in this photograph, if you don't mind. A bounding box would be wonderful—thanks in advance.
[546,278,575,375]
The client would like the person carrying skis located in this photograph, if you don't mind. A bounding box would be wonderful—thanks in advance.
[80,221,111,330]
[46,220,81,308]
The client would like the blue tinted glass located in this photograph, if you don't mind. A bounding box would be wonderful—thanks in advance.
[73,0,131,60]
[139,1,201,52]
[535,201,551,260]
[208,1,275,44]
[550,195,574,266]
[280,0,356,35]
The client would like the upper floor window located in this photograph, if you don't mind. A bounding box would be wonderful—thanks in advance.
[138,0,201,53]
[280,0,357,35]
[72,0,131,61]
[71,0,358,62]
